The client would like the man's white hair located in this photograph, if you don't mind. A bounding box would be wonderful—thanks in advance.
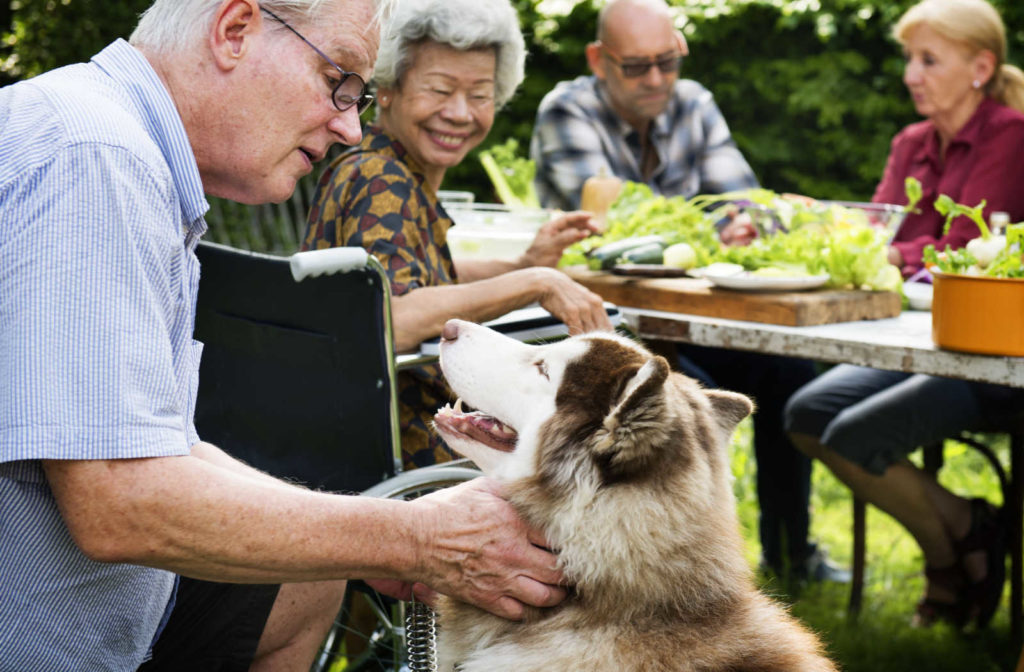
[372,0,526,110]
[130,0,394,54]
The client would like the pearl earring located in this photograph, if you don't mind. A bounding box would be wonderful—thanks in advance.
[973,79,982,89]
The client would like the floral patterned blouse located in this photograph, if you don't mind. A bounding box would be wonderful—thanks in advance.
[302,126,457,469]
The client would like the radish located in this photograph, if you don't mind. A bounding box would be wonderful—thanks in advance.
[934,195,1006,268]
[966,234,1006,268]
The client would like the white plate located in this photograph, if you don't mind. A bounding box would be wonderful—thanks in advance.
[706,272,830,292]
[687,262,745,279]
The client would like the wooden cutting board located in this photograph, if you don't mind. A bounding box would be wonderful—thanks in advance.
[565,268,902,326]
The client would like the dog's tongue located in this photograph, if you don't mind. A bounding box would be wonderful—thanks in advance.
[435,399,517,451]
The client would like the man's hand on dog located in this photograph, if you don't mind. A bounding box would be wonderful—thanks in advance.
[407,477,567,620]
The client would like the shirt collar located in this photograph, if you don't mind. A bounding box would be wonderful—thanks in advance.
[353,125,431,183]
[91,39,209,234]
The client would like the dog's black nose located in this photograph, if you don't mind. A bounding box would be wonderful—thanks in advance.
[442,319,460,342]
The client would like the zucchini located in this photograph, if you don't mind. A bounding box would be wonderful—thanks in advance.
[587,235,665,270]
[618,242,666,265]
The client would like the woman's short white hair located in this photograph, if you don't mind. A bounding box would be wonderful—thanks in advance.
[130,0,392,54]
[372,0,526,110]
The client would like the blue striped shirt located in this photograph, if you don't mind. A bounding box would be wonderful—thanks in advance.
[530,75,759,210]
[0,39,208,671]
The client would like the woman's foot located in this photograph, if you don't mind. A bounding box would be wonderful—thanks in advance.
[953,498,1007,629]
[911,563,970,629]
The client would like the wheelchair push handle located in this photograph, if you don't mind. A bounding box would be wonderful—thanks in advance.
[290,247,370,282]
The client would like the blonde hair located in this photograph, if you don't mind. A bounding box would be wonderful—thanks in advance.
[895,0,1024,113]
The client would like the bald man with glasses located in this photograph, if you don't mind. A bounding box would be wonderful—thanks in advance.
[530,0,758,211]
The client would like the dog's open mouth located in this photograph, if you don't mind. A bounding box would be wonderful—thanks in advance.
[434,399,518,451]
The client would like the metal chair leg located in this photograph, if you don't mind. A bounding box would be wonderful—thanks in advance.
[1010,431,1022,656]
[849,497,866,616]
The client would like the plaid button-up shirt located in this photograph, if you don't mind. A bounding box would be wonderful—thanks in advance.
[530,75,759,210]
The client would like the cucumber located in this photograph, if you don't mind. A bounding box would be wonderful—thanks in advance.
[618,241,666,265]
[587,235,665,270]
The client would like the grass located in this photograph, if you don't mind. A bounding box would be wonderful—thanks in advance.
[728,419,1017,671]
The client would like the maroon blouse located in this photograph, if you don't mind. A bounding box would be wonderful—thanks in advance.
[873,97,1024,276]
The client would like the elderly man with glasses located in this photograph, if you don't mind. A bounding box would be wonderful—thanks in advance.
[0,1,567,670]
[531,0,852,589]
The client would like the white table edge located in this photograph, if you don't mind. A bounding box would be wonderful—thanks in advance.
[621,307,1024,389]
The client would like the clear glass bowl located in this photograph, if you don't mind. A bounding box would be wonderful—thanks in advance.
[819,201,907,240]
[443,203,552,261]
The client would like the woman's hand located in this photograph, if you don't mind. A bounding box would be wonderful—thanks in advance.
[531,267,612,334]
[887,245,904,267]
[519,211,599,268]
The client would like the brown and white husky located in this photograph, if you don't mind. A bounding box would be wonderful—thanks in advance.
[433,319,837,672]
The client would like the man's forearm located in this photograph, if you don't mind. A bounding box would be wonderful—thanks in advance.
[42,455,422,583]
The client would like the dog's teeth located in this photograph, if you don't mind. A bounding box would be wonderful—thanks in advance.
[454,398,464,413]
[494,422,516,438]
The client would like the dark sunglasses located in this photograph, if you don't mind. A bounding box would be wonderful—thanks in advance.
[599,41,684,78]
[261,7,374,115]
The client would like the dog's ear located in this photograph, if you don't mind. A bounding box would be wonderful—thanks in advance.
[611,356,671,418]
[592,356,671,483]
[705,389,754,445]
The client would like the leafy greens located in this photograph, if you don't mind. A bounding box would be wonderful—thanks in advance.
[560,183,903,292]
[478,139,541,210]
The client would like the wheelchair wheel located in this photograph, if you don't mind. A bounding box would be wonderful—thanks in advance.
[312,462,482,672]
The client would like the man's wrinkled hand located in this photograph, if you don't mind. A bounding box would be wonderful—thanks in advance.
[409,477,567,620]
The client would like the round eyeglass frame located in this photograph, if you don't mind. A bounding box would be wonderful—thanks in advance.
[261,7,374,115]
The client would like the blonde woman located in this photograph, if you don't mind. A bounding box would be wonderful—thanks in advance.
[787,0,1024,630]
[875,0,1024,277]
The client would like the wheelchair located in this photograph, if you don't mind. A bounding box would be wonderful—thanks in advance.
[192,241,482,672]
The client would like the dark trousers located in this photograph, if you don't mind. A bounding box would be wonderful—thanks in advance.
[675,343,818,567]
[138,578,280,671]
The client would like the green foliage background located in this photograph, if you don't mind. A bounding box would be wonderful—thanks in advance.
[3,0,1023,202]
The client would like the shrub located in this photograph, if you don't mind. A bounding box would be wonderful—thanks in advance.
[4,0,1022,209]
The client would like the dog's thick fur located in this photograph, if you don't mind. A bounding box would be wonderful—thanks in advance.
[433,320,837,672]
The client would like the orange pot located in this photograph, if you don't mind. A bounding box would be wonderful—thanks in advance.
[931,270,1024,356]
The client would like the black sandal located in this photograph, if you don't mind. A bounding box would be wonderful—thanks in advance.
[911,563,971,629]
[953,498,1007,629]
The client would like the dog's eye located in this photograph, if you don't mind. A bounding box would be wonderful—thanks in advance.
[534,360,549,380]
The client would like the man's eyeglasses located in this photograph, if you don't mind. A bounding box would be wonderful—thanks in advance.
[598,42,684,79]
[261,7,374,115]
